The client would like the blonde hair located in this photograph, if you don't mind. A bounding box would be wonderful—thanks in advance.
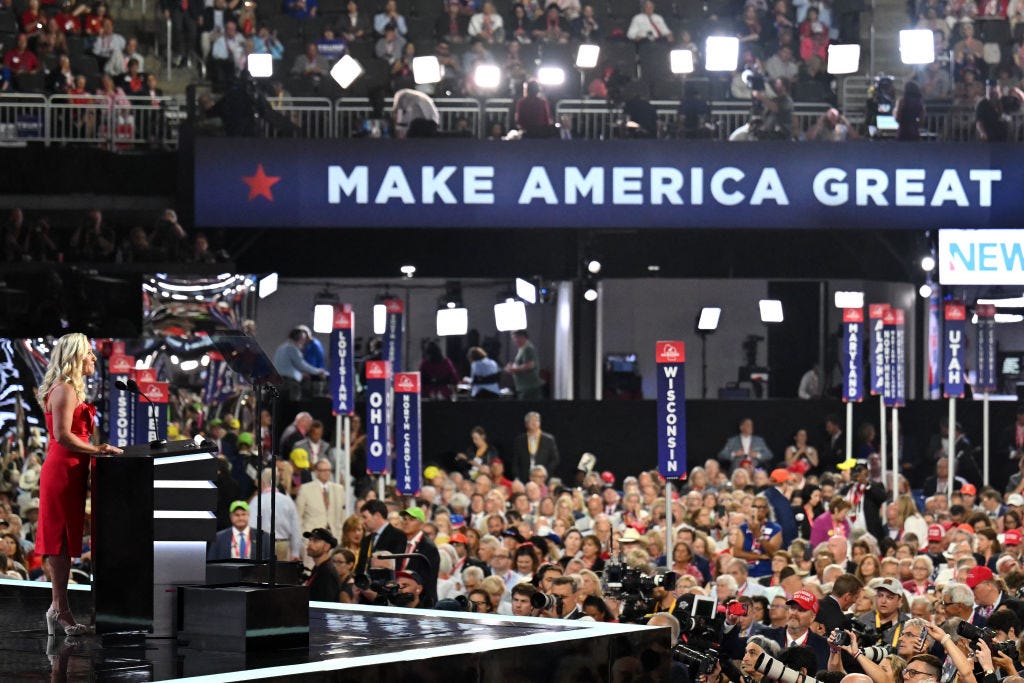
[37,333,91,407]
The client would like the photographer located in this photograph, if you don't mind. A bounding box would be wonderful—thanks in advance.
[395,570,424,609]
[925,619,977,683]
[858,578,909,648]
[541,575,593,621]
[752,76,794,140]
[829,618,934,683]
[978,610,1021,677]
[742,636,783,683]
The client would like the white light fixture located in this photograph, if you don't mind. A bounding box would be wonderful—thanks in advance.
[920,255,936,271]
[537,66,566,86]
[977,294,1024,307]
[258,272,278,299]
[247,52,273,78]
[826,44,860,74]
[170,355,179,364]
[412,56,442,84]
[899,29,935,64]
[200,354,211,367]
[670,49,695,74]
[759,299,784,323]
[705,36,739,72]
[834,291,865,308]
[330,54,364,88]
[997,313,1024,323]
[647,264,661,272]
[400,264,416,278]
[179,359,200,372]
[919,283,933,298]
[436,307,469,336]
[583,286,598,302]
[473,64,502,90]
[516,277,537,304]
[586,260,601,275]
[494,299,528,332]
[575,44,600,69]
[373,304,386,335]
[313,304,334,334]
[697,307,721,331]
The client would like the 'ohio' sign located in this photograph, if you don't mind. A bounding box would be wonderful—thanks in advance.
[656,341,687,479]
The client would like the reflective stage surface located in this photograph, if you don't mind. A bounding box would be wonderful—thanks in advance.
[0,580,667,682]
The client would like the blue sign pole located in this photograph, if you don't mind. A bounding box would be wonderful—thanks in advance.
[382,299,404,373]
[393,372,421,496]
[656,341,686,479]
[976,303,997,486]
[330,306,355,415]
[365,360,391,476]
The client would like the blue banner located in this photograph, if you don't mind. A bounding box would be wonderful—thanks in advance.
[976,304,998,392]
[393,372,421,496]
[382,299,404,373]
[882,309,898,408]
[870,304,889,396]
[107,355,134,448]
[365,360,391,474]
[842,308,864,403]
[195,140,1022,230]
[329,306,355,415]
[655,341,687,479]
[895,309,906,407]
[943,302,967,398]
[927,293,941,399]
[133,381,168,445]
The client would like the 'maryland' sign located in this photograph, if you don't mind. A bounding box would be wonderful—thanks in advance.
[196,140,1024,229]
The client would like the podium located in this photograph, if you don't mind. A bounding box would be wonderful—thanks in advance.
[91,438,218,635]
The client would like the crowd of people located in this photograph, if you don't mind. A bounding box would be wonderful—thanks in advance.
[1,207,228,264]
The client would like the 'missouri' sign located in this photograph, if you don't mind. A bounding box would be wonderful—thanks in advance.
[195,140,1022,229]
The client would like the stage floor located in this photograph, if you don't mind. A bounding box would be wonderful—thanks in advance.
[0,579,666,682]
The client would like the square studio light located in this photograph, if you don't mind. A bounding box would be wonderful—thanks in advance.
[494,299,528,332]
[576,44,600,69]
[373,303,386,335]
[899,29,935,64]
[247,53,273,78]
[330,54,364,88]
[436,307,469,336]
[697,307,721,331]
[827,44,860,74]
[834,291,865,308]
[313,304,334,334]
[412,56,442,84]
[705,36,739,72]
[474,64,502,89]
[670,49,695,74]
[257,272,278,299]
[759,299,784,323]
[537,66,566,86]
[515,278,537,304]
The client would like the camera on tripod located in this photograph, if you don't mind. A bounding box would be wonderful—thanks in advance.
[602,559,678,623]
[670,594,730,677]
[354,567,416,607]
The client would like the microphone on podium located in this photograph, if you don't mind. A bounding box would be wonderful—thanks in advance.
[115,379,167,448]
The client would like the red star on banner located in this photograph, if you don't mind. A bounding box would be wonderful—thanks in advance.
[242,164,281,202]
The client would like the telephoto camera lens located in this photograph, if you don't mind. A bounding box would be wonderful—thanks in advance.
[530,592,559,611]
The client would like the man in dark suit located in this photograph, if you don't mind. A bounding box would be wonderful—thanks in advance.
[816,573,863,634]
[208,501,273,560]
[511,411,560,482]
[398,506,440,608]
[841,462,887,540]
[822,414,844,471]
[763,590,831,671]
[355,499,406,578]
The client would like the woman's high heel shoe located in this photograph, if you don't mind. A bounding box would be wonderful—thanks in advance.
[51,609,90,636]
[45,607,58,636]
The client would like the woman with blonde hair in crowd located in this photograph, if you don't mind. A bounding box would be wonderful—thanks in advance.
[577,568,603,599]
[36,333,122,636]
[895,495,928,548]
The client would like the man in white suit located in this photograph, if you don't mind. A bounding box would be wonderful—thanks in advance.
[296,459,346,548]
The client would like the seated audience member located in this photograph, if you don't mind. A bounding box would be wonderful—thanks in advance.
[469,2,505,42]
[291,41,330,83]
[375,24,406,65]
[437,0,470,42]
[532,2,569,42]
[374,0,408,37]
[626,0,673,42]
[92,17,126,71]
[287,0,318,20]
[4,34,40,75]
[340,0,371,42]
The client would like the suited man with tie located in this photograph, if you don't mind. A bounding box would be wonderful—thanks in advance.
[718,418,773,471]
[398,506,440,608]
[763,590,831,671]
[295,460,346,541]
[208,501,273,560]
[966,566,1024,626]
[355,499,406,578]
[511,412,560,483]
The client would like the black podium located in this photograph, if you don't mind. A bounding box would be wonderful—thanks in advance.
[91,438,218,635]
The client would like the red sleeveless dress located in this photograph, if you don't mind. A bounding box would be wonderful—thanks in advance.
[36,399,96,557]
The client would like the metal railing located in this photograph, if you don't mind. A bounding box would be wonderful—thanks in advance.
[8,92,1024,143]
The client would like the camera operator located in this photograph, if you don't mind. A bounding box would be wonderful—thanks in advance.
[396,570,424,609]
[742,636,783,683]
[511,582,539,617]
[978,610,1022,677]
[829,618,935,683]
[925,619,979,683]
[752,76,794,140]
[543,575,594,621]
[650,572,682,614]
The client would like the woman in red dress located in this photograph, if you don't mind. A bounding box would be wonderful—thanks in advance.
[36,333,121,636]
